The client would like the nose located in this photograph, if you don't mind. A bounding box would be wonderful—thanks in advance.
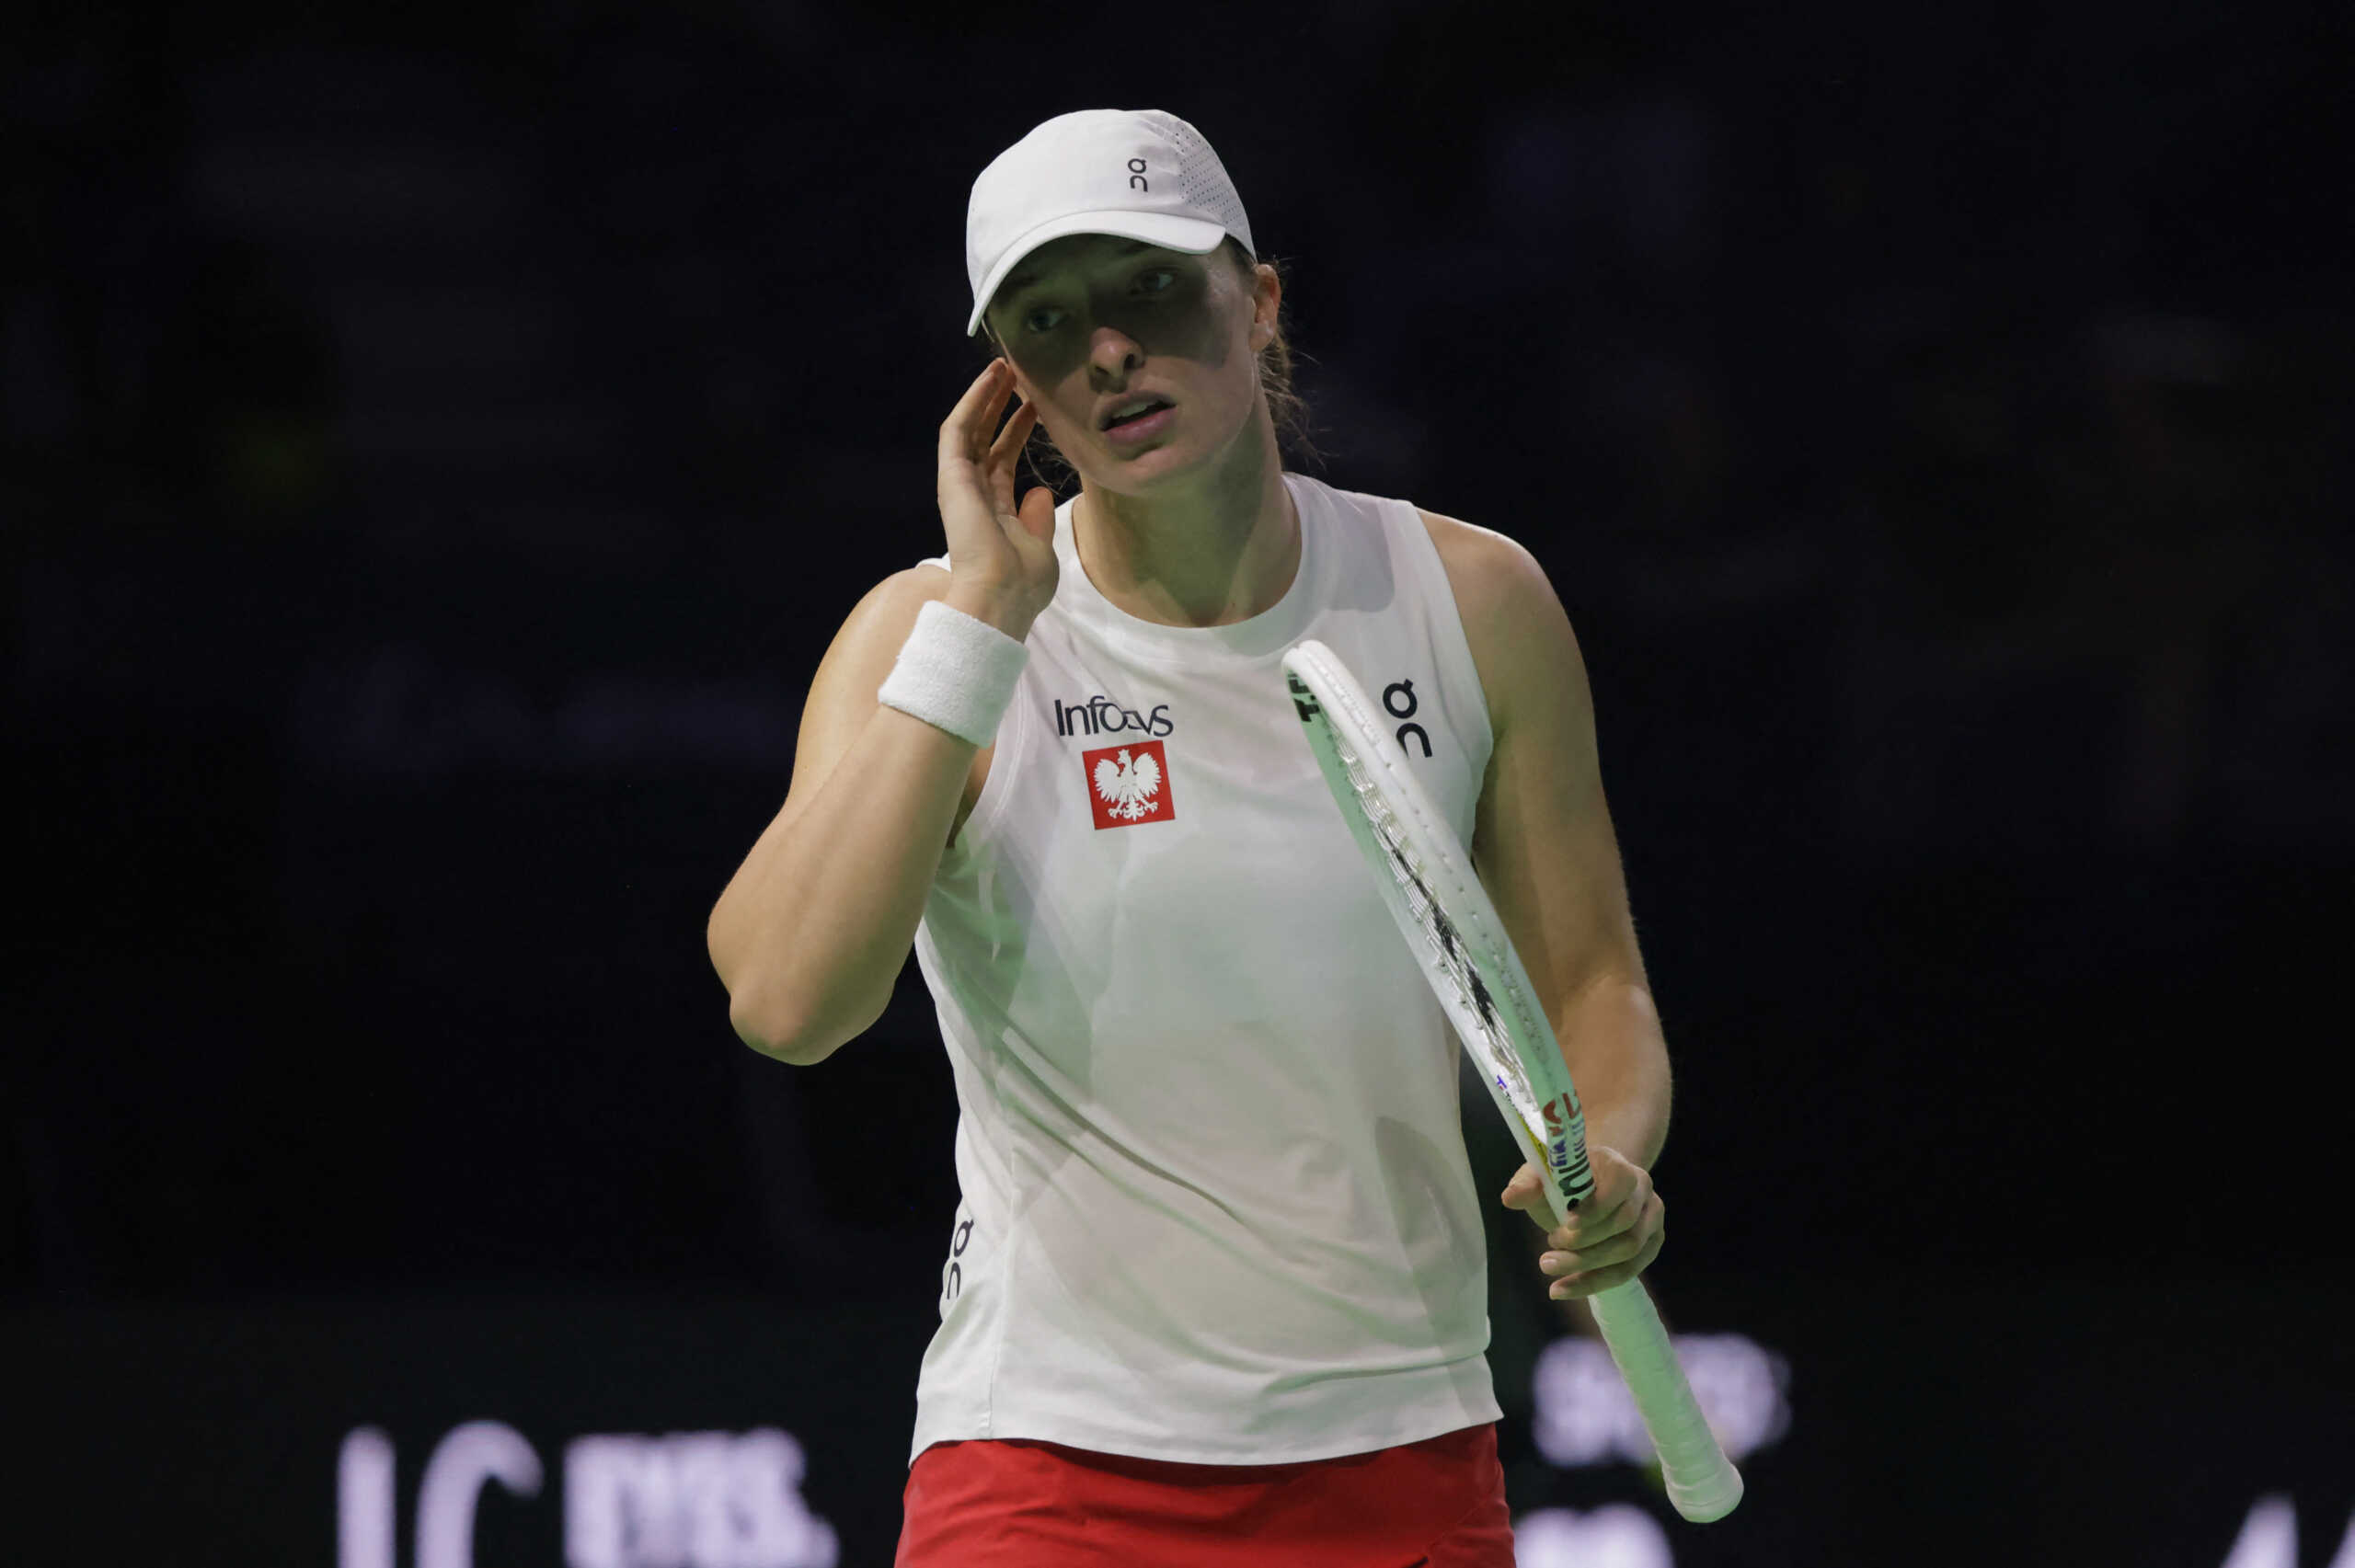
[1087,326,1144,383]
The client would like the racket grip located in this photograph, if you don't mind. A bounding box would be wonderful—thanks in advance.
[1589,1279,1745,1522]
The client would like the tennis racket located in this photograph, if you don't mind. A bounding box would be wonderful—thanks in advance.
[1281,638,1743,1524]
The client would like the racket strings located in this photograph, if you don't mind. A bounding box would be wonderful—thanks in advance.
[1331,736,1549,1135]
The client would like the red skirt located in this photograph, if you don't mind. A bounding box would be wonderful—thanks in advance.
[895,1422,1515,1568]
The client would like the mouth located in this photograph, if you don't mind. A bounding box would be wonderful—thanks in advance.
[1099,396,1175,433]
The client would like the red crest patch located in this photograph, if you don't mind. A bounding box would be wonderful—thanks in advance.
[1082,738,1175,830]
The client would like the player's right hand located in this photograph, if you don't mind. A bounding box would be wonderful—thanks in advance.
[936,359,1059,640]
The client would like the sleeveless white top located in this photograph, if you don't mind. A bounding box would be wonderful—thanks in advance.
[907,471,1501,1465]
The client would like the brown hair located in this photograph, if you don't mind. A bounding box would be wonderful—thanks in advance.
[976,236,1321,494]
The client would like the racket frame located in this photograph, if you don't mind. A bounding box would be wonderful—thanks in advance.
[1281,637,1744,1523]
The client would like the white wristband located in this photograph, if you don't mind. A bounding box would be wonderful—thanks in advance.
[877,599,1029,747]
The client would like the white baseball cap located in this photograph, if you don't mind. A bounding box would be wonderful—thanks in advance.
[964,108,1255,338]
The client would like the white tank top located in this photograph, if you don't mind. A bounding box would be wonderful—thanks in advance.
[907,470,1501,1465]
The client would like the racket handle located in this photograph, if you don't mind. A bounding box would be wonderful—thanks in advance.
[1589,1279,1746,1522]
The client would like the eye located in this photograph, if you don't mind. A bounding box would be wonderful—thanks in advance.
[1023,305,1067,335]
[1136,268,1178,294]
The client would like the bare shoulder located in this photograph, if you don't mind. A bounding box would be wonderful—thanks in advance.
[1416,506,1546,611]
[789,561,991,830]
[1415,507,1587,735]
[802,560,957,751]
[834,562,956,661]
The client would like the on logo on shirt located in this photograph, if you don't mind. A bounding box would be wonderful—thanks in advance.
[1083,739,1175,830]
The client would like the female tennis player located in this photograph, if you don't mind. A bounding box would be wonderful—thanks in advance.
[707,109,1676,1566]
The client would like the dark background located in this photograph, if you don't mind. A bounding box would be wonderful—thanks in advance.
[6,0,2350,1561]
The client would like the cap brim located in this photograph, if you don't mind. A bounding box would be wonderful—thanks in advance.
[967,211,1231,338]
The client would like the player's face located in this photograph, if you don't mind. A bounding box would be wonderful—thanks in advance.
[984,235,1274,495]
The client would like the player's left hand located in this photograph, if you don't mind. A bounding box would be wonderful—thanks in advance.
[1499,1147,1664,1299]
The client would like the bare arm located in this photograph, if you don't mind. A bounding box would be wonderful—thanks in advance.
[1428,509,1671,1166]
[707,568,984,1063]
[708,361,1057,1064]
[1427,509,1674,1300]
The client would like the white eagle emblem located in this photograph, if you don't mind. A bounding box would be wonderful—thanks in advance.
[1092,747,1163,821]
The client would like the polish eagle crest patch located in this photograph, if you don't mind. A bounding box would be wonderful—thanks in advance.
[1082,738,1174,830]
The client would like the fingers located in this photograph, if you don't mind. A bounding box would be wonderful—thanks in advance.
[1538,1204,1649,1276]
[940,360,1017,464]
[1522,1149,1664,1299]
[985,395,1039,475]
[1543,1191,1665,1299]
[1549,1196,1627,1251]
[1013,483,1057,544]
[986,398,1039,520]
[1545,1158,1648,1252]
[1500,1162,1566,1236]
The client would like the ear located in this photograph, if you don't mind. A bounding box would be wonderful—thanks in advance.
[1248,263,1281,350]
